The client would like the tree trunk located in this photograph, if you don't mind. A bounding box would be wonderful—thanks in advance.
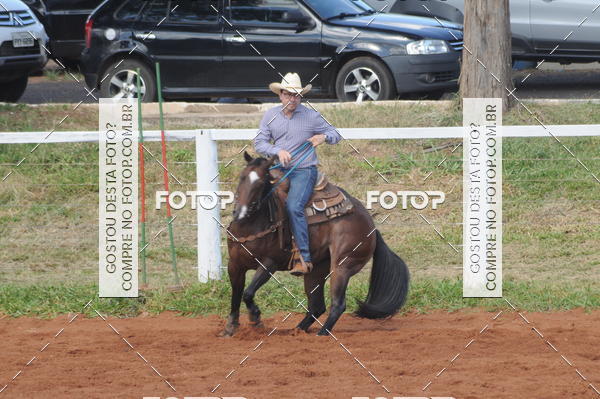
[460,0,513,110]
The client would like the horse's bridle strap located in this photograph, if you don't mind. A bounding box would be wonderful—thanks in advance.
[228,220,283,244]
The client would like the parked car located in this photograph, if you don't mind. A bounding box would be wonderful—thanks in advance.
[364,0,600,64]
[81,0,463,102]
[0,0,48,102]
[363,0,463,23]
[21,0,102,68]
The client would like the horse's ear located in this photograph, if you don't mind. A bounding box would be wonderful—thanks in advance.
[268,164,283,181]
[265,156,276,168]
[243,151,253,164]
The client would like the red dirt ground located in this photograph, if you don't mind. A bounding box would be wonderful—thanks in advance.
[1,309,599,399]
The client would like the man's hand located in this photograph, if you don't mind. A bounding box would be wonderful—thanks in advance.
[277,149,292,167]
[308,134,326,147]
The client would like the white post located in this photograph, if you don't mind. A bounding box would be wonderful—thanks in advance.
[196,129,222,282]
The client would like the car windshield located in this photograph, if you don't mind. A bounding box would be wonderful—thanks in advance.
[350,0,376,12]
[302,0,375,20]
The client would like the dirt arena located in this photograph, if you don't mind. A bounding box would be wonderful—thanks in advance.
[1,309,599,399]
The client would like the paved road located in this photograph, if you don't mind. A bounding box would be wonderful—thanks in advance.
[18,77,334,105]
[18,64,600,104]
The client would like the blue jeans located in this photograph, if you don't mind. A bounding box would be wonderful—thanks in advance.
[284,166,318,263]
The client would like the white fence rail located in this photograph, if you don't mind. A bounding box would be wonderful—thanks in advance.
[1,124,599,144]
[1,125,598,282]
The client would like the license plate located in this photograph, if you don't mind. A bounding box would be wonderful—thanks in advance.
[12,32,34,48]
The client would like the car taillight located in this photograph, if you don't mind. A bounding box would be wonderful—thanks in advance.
[85,18,93,48]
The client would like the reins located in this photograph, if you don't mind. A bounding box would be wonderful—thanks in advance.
[265,142,315,198]
[227,219,284,243]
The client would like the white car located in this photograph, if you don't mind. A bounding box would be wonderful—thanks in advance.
[0,0,48,102]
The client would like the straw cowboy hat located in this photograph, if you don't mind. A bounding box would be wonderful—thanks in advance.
[269,72,312,96]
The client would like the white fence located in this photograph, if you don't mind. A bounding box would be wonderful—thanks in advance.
[1,125,598,282]
[1,124,599,144]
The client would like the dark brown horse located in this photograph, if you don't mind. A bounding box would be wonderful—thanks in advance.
[222,151,409,336]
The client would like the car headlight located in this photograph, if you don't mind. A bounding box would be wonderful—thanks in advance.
[406,40,450,55]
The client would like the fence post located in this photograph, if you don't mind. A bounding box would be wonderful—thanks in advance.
[196,129,222,282]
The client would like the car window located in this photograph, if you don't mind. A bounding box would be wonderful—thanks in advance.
[227,0,304,25]
[169,0,219,23]
[141,0,169,22]
[45,0,102,11]
[115,0,147,22]
[303,0,366,20]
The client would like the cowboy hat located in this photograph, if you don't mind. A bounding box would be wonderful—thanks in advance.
[269,72,312,96]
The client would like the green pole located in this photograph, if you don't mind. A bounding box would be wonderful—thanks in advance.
[136,69,148,286]
[155,62,181,288]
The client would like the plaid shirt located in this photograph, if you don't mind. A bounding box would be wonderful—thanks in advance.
[254,104,342,168]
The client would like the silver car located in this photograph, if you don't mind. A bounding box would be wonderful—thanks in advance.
[363,0,600,63]
[0,0,48,102]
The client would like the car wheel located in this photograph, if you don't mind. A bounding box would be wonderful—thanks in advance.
[100,59,157,102]
[335,57,396,102]
[0,75,29,102]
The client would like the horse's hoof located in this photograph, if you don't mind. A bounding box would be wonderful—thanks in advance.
[250,321,264,329]
[248,312,262,326]
[219,324,239,337]
[316,328,330,336]
[290,327,305,336]
[218,329,234,337]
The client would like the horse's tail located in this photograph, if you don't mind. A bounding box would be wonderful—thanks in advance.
[355,229,410,319]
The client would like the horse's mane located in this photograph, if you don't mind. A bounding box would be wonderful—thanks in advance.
[248,157,267,167]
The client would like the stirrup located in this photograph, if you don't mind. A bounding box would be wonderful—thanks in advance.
[288,240,312,275]
[287,240,301,271]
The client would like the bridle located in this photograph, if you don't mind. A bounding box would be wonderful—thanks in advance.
[234,171,273,219]
[229,176,285,245]
[245,197,263,216]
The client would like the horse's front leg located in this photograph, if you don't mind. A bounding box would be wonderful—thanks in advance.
[221,263,246,337]
[296,260,329,332]
[243,259,277,327]
[317,265,354,336]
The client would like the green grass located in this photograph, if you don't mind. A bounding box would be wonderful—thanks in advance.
[2,100,600,132]
[1,277,598,318]
[43,68,84,82]
[1,102,599,318]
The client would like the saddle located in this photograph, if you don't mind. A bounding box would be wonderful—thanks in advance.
[286,172,354,273]
[304,171,354,225]
[229,171,354,256]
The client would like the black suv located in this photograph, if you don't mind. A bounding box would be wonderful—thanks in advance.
[22,0,103,67]
[81,0,463,101]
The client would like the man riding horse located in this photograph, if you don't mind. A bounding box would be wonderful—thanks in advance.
[223,73,409,337]
[254,72,341,276]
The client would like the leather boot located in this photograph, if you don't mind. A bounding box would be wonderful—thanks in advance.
[288,241,313,276]
[290,257,313,276]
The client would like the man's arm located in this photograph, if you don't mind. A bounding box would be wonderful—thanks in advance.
[313,113,342,145]
[254,112,283,157]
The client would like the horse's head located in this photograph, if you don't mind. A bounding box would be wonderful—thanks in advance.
[232,151,277,221]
